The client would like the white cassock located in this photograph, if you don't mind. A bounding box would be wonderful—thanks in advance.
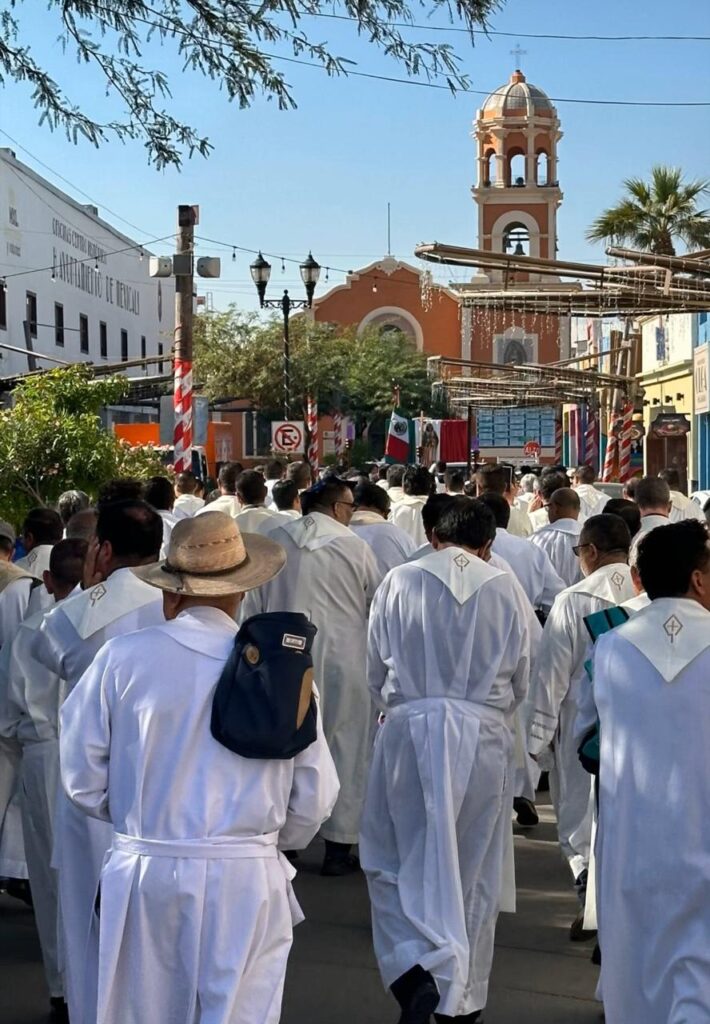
[529,518,583,589]
[240,512,381,844]
[173,494,205,520]
[350,510,418,575]
[60,607,339,1024]
[390,495,428,547]
[629,513,672,563]
[527,563,635,880]
[233,504,288,534]
[574,483,608,519]
[0,602,66,997]
[593,599,710,1024]
[195,494,241,517]
[669,490,706,523]
[254,510,301,535]
[158,510,178,559]
[360,547,530,1017]
[0,544,54,647]
[507,503,533,538]
[33,568,165,1024]
[492,528,565,611]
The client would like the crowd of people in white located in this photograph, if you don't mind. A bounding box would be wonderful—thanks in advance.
[0,455,708,1024]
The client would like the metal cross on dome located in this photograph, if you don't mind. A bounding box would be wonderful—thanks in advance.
[510,44,527,66]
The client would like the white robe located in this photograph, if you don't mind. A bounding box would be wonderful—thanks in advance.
[158,509,178,559]
[574,483,608,519]
[630,513,672,563]
[350,511,418,576]
[34,568,165,1024]
[60,607,339,1024]
[529,518,583,589]
[527,563,635,880]
[507,503,533,539]
[0,603,66,996]
[669,490,706,523]
[0,544,54,647]
[233,504,287,534]
[173,494,205,520]
[240,512,381,844]
[491,528,565,611]
[593,599,710,1023]
[360,547,530,1017]
[390,494,428,547]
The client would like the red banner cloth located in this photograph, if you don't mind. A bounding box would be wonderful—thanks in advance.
[440,420,468,462]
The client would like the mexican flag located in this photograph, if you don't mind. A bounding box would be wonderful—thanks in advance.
[385,410,414,463]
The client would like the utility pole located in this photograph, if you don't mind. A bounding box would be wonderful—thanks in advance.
[173,204,197,474]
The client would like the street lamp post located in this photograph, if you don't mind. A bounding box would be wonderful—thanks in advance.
[250,251,321,421]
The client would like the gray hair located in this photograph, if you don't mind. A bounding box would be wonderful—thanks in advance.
[57,490,90,526]
[519,473,538,494]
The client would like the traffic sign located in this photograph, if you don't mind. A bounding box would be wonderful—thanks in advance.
[523,440,541,458]
[272,421,305,453]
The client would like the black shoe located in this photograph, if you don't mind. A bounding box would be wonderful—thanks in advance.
[398,978,440,1024]
[570,907,597,942]
[513,797,539,827]
[434,1013,482,1022]
[50,997,69,1022]
[536,771,550,793]
[321,853,361,877]
[591,942,602,966]
[4,878,32,907]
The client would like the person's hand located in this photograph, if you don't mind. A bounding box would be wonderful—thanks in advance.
[82,538,103,590]
[528,493,544,513]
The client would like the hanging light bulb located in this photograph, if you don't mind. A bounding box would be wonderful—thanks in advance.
[281,258,286,274]
[94,257,99,272]
[139,247,144,262]
[325,267,330,282]
[232,247,236,262]
[372,277,378,294]
[51,265,56,282]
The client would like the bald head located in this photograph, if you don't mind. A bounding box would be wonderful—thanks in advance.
[66,508,98,542]
[548,487,581,523]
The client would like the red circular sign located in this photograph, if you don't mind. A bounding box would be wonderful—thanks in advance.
[274,422,304,452]
[523,440,541,457]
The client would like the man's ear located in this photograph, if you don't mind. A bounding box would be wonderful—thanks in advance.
[480,539,493,562]
[42,569,55,596]
[431,529,441,550]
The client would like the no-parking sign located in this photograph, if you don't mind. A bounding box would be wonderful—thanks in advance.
[272,421,305,453]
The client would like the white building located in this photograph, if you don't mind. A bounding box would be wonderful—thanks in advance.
[0,147,174,385]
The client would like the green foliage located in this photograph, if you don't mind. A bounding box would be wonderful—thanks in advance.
[587,165,710,256]
[194,306,441,431]
[0,365,164,525]
[0,0,503,169]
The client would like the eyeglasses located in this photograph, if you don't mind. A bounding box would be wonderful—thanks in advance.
[572,543,592,557]
[333,499,354,512]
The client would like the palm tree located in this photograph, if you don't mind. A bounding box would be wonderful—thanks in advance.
[587,165,710,256]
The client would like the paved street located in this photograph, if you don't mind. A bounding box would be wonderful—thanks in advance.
[0,797,602,1024]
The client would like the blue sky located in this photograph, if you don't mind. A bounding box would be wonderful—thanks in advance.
[1,0,709,310]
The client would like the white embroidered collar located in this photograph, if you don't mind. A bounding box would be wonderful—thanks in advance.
[62,566,162,639]
[616,598,710,682]
[567,562,634,603]
[284,511,353,551]
[413,546,504,605]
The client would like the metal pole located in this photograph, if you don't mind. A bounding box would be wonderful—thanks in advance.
[281,290,291,420]
[466,403,473,479]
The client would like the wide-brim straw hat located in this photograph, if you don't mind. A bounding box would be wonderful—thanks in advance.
[133,511,286,596]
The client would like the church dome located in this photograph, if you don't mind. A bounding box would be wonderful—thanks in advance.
[481,70,555,119]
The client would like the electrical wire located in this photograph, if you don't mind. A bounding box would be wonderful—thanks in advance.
[0,234,174,283]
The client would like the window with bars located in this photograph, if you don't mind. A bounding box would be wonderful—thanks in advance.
[79,314,89,354]
[121,329,128,362]
[55,303,64,347]
[26,291,37,337]
[100,322,107,358]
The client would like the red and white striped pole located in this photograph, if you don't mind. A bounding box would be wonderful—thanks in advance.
[306,395,318,468]
[333,410,343,459]
[601,410,618,482]
[173,357,193,473]
[584,408,599,472]
[618,402,634,482]
[554,414,563,465]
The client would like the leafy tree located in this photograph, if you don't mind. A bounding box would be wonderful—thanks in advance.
[587,166,710,256]
[0,0,503,168]
[0,365,164,524]
[194,305,441,443]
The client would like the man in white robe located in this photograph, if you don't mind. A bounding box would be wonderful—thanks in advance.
[629,475,673,562]
[526,470,570,533]
[390,466,433,547]
[527,514,635,937]
[592,520,710,1023]
[195,461,243,518]
[659,467,707,523]
[573,465,607,519]
[263,457,286,507]
[479,493,564,613]
[476,463,532,538]
[60,512,339,1024]
[144,475,179,557]
[0,508,63,647]
[240,476,381,875]
[351,481,417,575]
[361,497,530,1023]
[33,499,165,1024]
[233,470,287,533]
[0,539,87,1019]
[529,488,583,588]
[173,470,206,519]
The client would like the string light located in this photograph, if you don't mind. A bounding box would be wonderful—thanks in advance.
[51,265,56,282]
[281,258,286,274]
[372,277,378,294]
[325,267,330,282]
[139,247,144,262]
[232,247,236,262]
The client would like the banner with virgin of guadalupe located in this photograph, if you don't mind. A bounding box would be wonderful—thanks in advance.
[414,419,442,467]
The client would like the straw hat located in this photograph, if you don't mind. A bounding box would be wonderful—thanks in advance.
[133,511,286,596]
